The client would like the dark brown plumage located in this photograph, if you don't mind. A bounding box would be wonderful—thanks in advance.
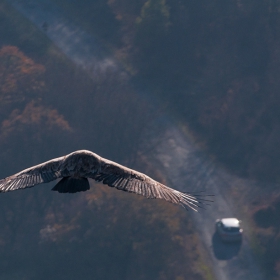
[0,150,209,211]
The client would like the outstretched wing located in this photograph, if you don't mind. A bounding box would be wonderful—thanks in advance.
[0,156,64,192]
[93,158,205,211]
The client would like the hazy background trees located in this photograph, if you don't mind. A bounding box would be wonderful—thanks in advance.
[0,1,209,279]
[3,0,280,278]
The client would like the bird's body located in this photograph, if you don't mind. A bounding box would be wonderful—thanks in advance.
[0,150,209,211]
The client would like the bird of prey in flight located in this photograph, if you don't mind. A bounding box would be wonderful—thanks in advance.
[0,150,210,211]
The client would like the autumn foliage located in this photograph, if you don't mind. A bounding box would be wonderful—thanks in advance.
[0,46,45,103]
[0,2,207,277]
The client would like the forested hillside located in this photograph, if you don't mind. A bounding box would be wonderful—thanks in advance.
[53,0,280,182]
[3,0,280,278]
[124,0,280,182]
[0,1,210,279]
[47,1,280,278]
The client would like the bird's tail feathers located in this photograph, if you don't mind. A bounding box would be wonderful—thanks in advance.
[52,177,90,193]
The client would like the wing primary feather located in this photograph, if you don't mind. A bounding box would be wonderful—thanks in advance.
[15,179,23,190]
[182,193,212,208]
[119,177,128,187]
[136,181,142,196]
[3,184,10,192]
[135,181,142,196]
[166,189,178,203]
[95,174,107,182]
[24,176,30,187]
[22,176,29,187]
[180,194,201,210]
[8,179,18,191]
[155,184,162,199]
[132,180,139,194]
[29,175,36,187]
[140,182,147,197]
[123,180,132,192]
[181,193,201,204]
[166,190,176,203]
[130,181,138,194]
[103,174,117,186]
[151,185,157,198]
[120,178,130,191]
[165,190,174,203]
[145,183,152,198]
[153,183,161,199]
[126,180,135,193]
[117,178,128,190]
[18,178,27,189]
[160,187,169,201]
[112,176,124,187]
[107,175,119,187]
[10,178,20,190]
[9,177,21,190]
[28,175,36,186]
[36,174,42,184]
[4,180,13,191]
[107,177,118,187]
[5,181,13,191]
[30,176,36,187]
[28,175,35,186]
